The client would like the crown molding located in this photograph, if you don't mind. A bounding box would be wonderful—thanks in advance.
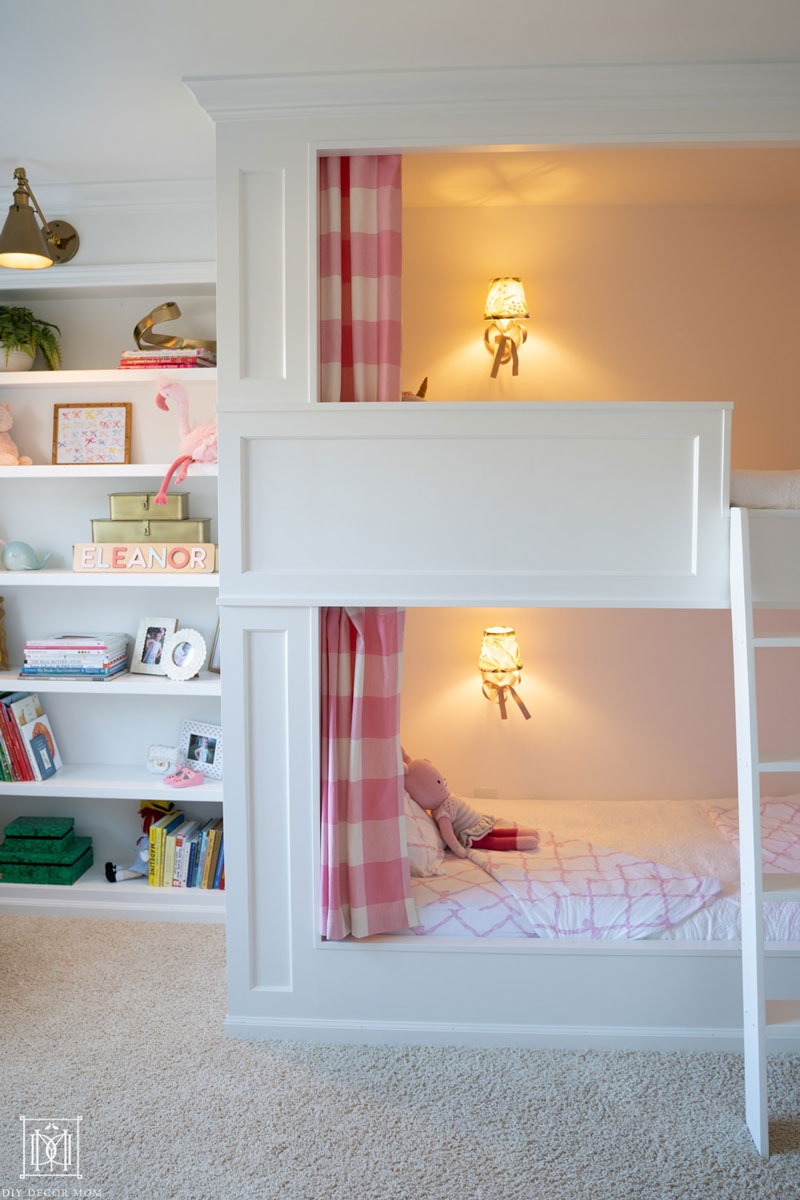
[185,62,800,133]
[8,178,215,212]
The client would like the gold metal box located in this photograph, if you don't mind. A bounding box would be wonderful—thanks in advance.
[107,492,190,520]
[90,518,212,543]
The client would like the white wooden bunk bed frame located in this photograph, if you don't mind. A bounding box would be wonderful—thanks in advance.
[187,62,800,1154]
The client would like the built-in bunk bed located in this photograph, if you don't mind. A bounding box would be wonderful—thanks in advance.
[188,61,800,1156]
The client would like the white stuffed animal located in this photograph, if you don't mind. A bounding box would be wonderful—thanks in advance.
[0,403,32,466]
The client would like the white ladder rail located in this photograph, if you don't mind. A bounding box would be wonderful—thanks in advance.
[729,506,770,1157]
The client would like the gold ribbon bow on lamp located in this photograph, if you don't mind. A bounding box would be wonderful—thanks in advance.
[479,626,531,720]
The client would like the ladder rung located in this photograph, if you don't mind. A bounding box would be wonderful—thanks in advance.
[758,755,800,772]
[762,873,800,901]
[753,635,800,648]
[765,1000,800,1030]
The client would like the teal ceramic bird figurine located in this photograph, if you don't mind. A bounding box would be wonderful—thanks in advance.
[0,540,51,570]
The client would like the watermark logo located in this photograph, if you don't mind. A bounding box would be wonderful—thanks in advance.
[19,1116,81,1180]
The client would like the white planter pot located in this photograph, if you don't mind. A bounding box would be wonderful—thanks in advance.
[0,345,34,372]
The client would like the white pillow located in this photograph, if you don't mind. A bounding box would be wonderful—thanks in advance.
[404,790,445,877]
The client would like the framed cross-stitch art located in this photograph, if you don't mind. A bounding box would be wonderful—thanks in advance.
[52,402,132,465]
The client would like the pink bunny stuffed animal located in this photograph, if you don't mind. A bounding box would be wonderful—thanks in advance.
[402,748,538,857]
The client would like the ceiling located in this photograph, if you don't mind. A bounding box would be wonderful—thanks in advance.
[2,0,800,189]
[402,147,800,207]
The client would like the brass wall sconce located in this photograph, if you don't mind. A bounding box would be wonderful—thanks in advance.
[479,626,531,720]
[0,167,80,269]
[484,276,528,378]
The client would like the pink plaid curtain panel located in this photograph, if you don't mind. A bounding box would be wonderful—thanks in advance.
[321,608,415,939]
[319,154,402,403]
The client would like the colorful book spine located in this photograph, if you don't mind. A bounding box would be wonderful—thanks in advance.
[201,820,224,888]
[148,810,184,885]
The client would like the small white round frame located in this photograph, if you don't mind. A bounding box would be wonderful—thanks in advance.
[161,628,207,681]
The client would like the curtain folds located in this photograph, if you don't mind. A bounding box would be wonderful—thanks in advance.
[319,154,403,404]
[318,155,410,939]
[320,607,415,940]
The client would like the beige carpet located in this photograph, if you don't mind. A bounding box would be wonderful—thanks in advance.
[2,917,800,1199]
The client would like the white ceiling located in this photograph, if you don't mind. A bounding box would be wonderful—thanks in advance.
[2,0,800,189]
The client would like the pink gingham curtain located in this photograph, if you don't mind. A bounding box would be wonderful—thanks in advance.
[321,608,415,940]
[319,154,402,403]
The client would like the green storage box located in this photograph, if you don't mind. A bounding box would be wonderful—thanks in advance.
[0,817,92,885]
[108,491,190,520]
[90,518,212,543]
[0,840,92,888]
[0,836,93,885]
[4,815,74,840]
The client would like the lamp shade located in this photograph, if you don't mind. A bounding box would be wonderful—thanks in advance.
[0,189,54,269]
[484,277,529,321]
[479,626,522,683]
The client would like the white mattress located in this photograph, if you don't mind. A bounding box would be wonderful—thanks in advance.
[409,797,800,942]
[730,469,800,509]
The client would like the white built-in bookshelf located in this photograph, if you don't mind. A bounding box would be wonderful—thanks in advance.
[0,271,222,921]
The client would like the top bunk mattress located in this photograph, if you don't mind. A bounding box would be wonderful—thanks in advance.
[407,796,800,943]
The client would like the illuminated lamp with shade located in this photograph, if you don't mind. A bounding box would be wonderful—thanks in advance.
[484,276,529,378]
[0,167,80,270]
[479,626,531,720]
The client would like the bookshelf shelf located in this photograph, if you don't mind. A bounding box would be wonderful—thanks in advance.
[0,669,221,697]
[0,863,225,922]
[0,570,219,588]
[0,763,223,802]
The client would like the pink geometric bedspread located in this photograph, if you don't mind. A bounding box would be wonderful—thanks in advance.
[708,798,800,874]
[467,831,722,940]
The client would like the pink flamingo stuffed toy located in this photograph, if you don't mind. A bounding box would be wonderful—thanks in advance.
[153,379,218,505]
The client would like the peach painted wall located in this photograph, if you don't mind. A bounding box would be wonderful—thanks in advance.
[399,196,800,800]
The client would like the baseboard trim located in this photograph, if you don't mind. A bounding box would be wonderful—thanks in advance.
[223,1013,764,1052]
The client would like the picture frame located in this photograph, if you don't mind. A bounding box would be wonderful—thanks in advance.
[162,627,207,682]
[131,617,178,676]
[208,619,220,674]
[52,402,132,465]
[179,719,222,780]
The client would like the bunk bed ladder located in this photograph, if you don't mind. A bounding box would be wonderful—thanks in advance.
[729,506,800,1158]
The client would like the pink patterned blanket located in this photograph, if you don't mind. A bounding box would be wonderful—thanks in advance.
[708,799,800,873]
[467,831,722,940]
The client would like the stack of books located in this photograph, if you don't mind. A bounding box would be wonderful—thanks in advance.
[20,633,129,682]
[0,691,62,782]
[148,811,224,889]
[117,348,217,370]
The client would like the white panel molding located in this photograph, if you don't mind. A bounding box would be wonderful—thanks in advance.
[231,400,732,608]
[186,63,800,137]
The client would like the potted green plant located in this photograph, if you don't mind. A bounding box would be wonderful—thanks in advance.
[0,305,62,371]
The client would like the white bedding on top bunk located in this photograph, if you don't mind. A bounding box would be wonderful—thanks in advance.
[408,797,800,942]
[730,469,800,509]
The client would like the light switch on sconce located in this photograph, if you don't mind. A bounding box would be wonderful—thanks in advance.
[484,277,528,378]
[479,626,531,720]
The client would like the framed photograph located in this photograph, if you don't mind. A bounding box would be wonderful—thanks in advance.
[131,617,178,676]
[162,627,207,681]
[180,719,222,780]
[52,402,132,465]
[209,619,220,674]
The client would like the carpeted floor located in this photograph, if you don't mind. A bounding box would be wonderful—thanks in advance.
[2,917,800,1199]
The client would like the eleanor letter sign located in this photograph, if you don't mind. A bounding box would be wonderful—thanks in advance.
[72,543,217,574]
